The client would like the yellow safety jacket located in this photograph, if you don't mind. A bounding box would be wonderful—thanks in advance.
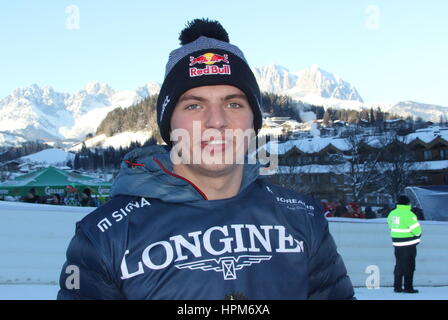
[387,204,422,246]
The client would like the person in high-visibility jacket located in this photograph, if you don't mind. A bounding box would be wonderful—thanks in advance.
[387,195,422,293]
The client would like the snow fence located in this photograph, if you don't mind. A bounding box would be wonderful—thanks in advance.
[0,202,447,288]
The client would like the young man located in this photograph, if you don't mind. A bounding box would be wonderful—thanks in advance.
[387,195,422,293]
[57,19,354,300]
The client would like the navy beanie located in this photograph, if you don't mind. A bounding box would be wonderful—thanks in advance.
[156,18,263,145]
[397,195,410,205]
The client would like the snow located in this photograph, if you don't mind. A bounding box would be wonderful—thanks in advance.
[68,131,154,151]
[404,126,448,144]
[58,105,116,139]
[68,134,108,152]
[0,202,92,286]
[0,285,446,300]
[299,110,316,123]
[101,131,153,149]
[273,159,448,174]
[19,148,75,166]
[0,285,59,300]
[0,201,446,300]
[110,89,141,108]
[275,164,336,174]
[354,286,448,300]
[264,125,448,156]
[273,136,352,155]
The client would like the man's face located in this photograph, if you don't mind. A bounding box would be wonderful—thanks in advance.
[170,85,254,176]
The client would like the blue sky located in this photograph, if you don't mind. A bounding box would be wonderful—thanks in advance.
[1,0,447,105]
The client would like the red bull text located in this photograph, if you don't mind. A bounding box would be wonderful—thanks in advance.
[190,64,231,77]
[188,52,231,77]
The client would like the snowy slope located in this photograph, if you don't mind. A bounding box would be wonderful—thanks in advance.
[19,148,75,166]
[68,130,155,152]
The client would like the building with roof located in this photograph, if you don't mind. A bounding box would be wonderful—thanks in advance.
[263,126,448,207]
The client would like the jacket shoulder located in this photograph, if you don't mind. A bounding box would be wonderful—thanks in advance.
[259,183,354,299]
[77,195,153,241]
[261,181,325,218]
[57,223,124,299]
[78,195,134,229]
[259,181,329,247]
[261,180,320,200]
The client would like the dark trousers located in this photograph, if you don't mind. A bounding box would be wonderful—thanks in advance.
[394,245,417,290]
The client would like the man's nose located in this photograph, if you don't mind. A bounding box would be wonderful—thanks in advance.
[204,105,228,130]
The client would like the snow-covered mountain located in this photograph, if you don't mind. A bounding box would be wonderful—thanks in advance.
[253,64,448,123]
[253,64,364,103]
[386,101,448,123]
[0,81,161,146]
[2,65,448,148]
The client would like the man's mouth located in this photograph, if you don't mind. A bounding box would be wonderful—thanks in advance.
[201,139,229,151]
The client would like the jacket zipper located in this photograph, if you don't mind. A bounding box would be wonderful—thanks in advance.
[153,158,208,200]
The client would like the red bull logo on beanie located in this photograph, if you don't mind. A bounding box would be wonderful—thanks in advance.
[189,52,231,77]
[189,52,229,66]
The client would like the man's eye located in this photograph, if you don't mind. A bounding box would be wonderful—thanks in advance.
[227,103,242,109]
[185,104,200,110]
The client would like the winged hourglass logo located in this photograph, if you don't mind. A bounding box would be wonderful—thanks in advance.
[175,255,272,280]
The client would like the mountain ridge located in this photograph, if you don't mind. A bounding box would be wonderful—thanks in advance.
[1,65,447,147]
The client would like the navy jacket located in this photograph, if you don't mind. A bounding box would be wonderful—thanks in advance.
[58,145,354,300]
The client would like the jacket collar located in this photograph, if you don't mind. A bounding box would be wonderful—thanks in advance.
[110,145,263,203]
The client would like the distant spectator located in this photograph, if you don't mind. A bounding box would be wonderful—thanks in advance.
[321,200,333,218]
[23,188,39,203]
[412,207,425,221]
[51,193,62,205]
[365,206,376,219]
[380,205,392,218]
[80,188,96,207]
[347,202,365,219]
[334,200,348,217]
